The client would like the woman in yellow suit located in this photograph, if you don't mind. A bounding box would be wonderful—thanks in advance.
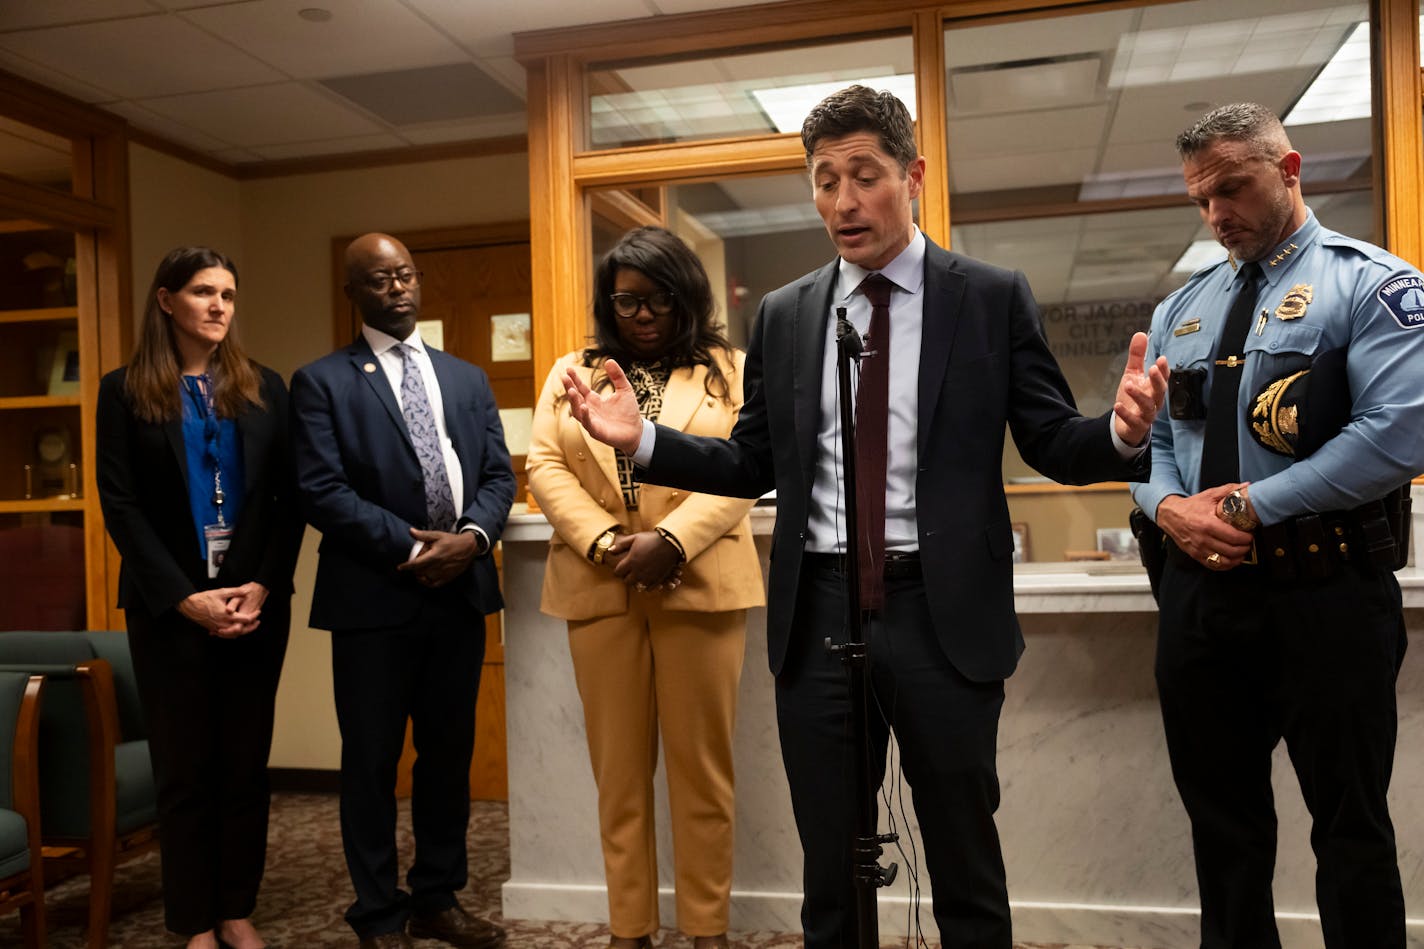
[527,226,764,949]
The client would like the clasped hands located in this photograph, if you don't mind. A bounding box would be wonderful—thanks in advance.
[604,530,683,594]
[1156,482,1257,570]
[399,527,480,588]
[178,581,269,638]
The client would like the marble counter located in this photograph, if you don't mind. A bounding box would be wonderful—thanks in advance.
[501,506,1424,948]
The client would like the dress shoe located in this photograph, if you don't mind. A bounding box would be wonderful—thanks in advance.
[408,905,506,948]
[607,938,652,949]
[358,933,412,949]
[692,937,728,949]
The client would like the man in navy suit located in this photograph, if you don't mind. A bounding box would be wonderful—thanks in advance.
[292,233,515,949]
[566,87,1168,947]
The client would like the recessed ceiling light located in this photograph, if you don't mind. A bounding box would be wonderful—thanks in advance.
[298,7,333,23]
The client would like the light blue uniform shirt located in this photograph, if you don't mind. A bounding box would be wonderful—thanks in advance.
[1132,210,1424,526]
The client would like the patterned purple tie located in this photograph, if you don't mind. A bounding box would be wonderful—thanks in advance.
[395,343,457,531]
[856,273,893,610]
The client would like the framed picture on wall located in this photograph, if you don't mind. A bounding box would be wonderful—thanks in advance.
[1011,522,1030,564]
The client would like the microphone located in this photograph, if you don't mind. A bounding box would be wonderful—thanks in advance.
[835,306,863,359]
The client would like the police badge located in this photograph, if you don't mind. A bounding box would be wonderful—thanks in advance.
[1274,284,1313,321]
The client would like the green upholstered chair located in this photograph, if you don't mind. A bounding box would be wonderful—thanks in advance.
[0,670,45,948]
[0,631,157,949]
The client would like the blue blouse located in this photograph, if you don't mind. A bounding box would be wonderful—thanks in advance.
[180,374,246,560]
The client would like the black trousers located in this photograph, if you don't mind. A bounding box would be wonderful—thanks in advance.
[1156,559,1407,948]
[331,589,486,939]
[127,597,290,936]
[776,559,1010,949]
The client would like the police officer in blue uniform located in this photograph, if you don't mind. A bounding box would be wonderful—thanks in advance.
[1132,103,1424,947]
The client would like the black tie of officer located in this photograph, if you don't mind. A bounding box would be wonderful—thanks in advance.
[1199,261,1263,488]
[856,273,893,610]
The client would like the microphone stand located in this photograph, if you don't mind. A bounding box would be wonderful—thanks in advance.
[826,307,898,949]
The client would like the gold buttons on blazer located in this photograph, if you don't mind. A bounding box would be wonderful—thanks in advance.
[576,449,586,459]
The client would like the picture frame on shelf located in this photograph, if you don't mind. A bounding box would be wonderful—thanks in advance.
[1096,526,1140,561]
[46,329,79,396]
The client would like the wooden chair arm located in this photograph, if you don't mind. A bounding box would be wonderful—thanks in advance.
[11,675,43,868]
[73,660,117,863]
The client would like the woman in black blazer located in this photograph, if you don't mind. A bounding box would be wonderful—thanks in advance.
[96,247,301,949]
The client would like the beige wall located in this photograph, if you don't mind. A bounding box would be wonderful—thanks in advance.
[127,144,531,769]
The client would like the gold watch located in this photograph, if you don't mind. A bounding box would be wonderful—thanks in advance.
[1218,489,1259,532]
[590,529,617,564]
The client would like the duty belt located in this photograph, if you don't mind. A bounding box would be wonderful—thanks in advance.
[1168,488,1411,581]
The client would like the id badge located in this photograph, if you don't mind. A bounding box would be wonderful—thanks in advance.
[204,523,233,579]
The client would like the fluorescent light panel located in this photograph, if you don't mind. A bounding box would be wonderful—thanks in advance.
[1171,239,1226,274]
[1283,21,1369,125]
[752,74,917,134]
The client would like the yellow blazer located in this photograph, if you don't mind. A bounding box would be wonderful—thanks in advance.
[527,350,765,621]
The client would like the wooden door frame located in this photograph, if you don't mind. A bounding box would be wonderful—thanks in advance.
[329,220,531,347]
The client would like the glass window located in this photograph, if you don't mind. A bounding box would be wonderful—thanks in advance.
[943,0,1373,564]
[0,116,72,194]
[591,172,834,348]
[587,33,913,150]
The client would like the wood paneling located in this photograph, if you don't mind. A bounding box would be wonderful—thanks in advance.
[1375,0,1424,267]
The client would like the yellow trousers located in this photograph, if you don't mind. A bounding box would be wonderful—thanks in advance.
[568,596,746,938]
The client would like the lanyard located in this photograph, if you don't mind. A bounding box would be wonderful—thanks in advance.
[184,374,226,526]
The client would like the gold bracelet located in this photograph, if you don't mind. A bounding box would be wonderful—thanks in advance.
[655,527,686,562]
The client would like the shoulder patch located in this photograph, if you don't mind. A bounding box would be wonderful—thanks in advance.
[1377,273,1424,329]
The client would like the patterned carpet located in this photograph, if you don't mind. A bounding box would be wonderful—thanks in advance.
[0,792,1132,948]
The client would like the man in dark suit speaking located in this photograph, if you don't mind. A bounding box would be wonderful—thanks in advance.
[564,87,1168,947]
[292,233,515,949]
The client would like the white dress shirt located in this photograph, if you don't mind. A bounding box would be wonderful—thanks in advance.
[362,323,489,555]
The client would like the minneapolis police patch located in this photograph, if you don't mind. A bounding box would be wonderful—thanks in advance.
[1378,274,1424,329]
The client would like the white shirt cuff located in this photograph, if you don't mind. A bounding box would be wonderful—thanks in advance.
[632,418,657,467]
[1109,415,1146,459]
[459,521,490,555]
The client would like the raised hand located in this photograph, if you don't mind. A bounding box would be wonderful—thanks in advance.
[564,359,644,455]
[1112,332,1170,446]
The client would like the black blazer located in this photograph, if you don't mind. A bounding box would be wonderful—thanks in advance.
[290,336,515,630]
[96,364,303,616]
[647,238,1147,682]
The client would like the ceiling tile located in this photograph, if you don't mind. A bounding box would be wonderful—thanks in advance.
[477,56,528,97]
[948,105,1109,160]
[651,0,769,12]
[0,49,119,102]
[137,82,387,145]
[248,132,408,160]
[104,99,235,152]
[181,0,468,78]
[0,13,283,98]
[398,115,528,144]
[0,1,158,31]
[319,62,521,125]
[409,0,653,57]
[210,145,268,164]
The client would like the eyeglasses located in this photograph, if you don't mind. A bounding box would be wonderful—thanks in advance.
[363,269,423,293]
[609,290,675,318]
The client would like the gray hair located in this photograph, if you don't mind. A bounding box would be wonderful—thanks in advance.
[1175,102,1291,160]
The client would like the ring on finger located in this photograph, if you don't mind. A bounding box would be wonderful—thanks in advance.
[1206,552,1221,565]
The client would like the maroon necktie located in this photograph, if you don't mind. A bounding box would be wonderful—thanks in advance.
[856,273,893,609]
